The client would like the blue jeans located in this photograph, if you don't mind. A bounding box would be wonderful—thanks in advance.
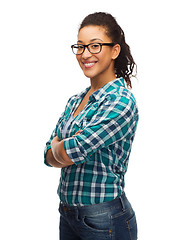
[58,192,137,240]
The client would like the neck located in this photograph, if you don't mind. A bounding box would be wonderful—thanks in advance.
[89,71,116,93]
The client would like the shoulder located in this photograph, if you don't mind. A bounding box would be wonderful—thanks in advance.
[105,86,137,107]
[103,88,139,123]
[101,87,139,121]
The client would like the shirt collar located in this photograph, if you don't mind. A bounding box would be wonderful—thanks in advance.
[76,77,126,102]
[90,77,126,101]
[76,86,91,100]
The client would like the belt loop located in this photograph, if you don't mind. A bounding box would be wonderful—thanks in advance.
[119,193,126,211]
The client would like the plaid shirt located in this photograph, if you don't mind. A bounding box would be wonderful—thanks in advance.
[44,77,139,206]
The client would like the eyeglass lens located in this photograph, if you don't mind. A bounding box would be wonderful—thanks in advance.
[72,43,101,55]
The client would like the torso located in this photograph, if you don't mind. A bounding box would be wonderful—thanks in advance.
[73,90,92,118]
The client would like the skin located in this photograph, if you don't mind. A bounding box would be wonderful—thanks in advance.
[76,25,120,93]
[45,25,121,168]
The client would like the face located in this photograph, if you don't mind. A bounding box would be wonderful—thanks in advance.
[76,25,120,81]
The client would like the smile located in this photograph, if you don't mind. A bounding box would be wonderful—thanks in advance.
[83,61,97,68]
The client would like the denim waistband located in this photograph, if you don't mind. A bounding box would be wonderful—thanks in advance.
[59,192,132,217]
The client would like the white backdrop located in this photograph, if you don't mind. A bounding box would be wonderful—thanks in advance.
[0,0,184,239]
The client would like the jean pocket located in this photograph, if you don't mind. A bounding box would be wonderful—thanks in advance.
[82,212,111,232]
[126,214,138,240]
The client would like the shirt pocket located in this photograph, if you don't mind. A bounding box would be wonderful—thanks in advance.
[81,102,101,127]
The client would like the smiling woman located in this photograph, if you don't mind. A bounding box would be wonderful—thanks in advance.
[44,12,139,240]
[74,25,121,84]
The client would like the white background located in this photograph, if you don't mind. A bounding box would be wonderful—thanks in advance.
[0,0,184,239]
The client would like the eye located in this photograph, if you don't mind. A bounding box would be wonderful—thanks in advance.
[72,44,84,55]
[91,43,100,49]
[75,45,84,50]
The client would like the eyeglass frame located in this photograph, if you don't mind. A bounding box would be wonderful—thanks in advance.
[71,42,115,55]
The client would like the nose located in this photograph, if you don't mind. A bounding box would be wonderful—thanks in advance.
[82,46,92,59]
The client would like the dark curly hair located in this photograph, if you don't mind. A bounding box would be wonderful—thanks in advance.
[79,12,137,89]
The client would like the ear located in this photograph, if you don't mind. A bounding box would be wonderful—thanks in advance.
[112,44,121,60]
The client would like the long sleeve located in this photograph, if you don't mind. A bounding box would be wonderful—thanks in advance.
[44,111,65,167]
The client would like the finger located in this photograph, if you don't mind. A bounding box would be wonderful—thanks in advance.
[72,130,83,137]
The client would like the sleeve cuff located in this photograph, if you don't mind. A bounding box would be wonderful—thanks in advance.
[44,145,53,167]
[63,137,91,165]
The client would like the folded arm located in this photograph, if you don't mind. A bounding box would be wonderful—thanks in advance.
[45,149,66,168]
[50,136,74,167]
[45,131,82,168]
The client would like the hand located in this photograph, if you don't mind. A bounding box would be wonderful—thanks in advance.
[51,136,61,161]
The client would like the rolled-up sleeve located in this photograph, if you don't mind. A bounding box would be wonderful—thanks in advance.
[63,95,139,165]
[44,93,78,167]
[44,112,65,167]
[44,139,53,167]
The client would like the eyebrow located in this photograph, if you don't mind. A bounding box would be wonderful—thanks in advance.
[77,38,103,43]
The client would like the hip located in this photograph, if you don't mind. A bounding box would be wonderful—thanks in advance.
[59,192,138,240]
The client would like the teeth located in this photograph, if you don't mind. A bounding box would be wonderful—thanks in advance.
[84,62,95,67]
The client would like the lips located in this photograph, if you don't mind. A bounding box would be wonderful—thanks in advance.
[83,61,97,69]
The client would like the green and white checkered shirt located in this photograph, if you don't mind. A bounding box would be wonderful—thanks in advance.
[44,77,139,206]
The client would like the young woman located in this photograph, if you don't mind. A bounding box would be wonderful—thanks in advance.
[44,12,139,240]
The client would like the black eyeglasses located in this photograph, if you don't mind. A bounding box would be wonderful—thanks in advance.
[71,42,115,55]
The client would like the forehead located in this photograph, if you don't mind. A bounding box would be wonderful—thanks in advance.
[77,25,110,43]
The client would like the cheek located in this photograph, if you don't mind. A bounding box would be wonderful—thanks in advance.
[98,53,112,67]
[98,49,112,62]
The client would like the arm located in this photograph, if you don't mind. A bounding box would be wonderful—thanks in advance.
[45,149,66,168]
[63,95,139,165]
[50,136,74,167]
[44,120,81,168]
[49,131,82,167]
[44,95,77,167]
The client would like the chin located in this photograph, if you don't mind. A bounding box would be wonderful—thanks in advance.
[82,70,96,79]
